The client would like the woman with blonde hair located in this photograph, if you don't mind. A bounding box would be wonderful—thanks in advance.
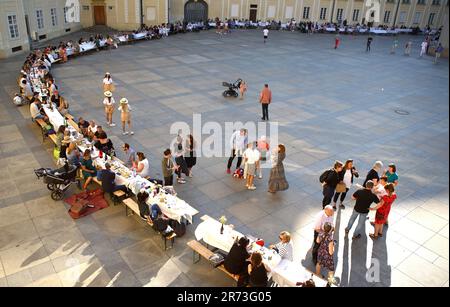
[268,144,289,193]
[103,91,116,127]
[118,98,133,135]
[103,72,114,92]
[269,231,293,261]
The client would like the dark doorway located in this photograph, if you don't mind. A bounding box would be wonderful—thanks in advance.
[184,0,208,22]
[94,6,106,25]
[249,5,257,22]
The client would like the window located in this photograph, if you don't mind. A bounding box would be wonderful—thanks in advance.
[320,7,327,20]
[413,12,421,23]
[402,0,411,4]
[82,5,90,10]
[36,9,44,29]
[51,8,58,26]
[417,0,426,4]
[399,11,407,23]
[336,8,344,21]
[303,6,310,19]
[428,12,436,24]
[8,14,19,39]
[63,7,68,23]
[432,0,440,4]
[384,11,391,23]
[353,9,360,21]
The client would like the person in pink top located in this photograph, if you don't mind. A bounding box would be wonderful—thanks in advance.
[257,136,269,179]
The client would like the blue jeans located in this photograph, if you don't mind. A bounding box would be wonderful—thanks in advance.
[346,210,368,236]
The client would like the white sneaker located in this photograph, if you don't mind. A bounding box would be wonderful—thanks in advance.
[110,123,116,127]
[248,186,256,190]
[258,175,263,179]
[130,131,134,135]
[123,132,128,135]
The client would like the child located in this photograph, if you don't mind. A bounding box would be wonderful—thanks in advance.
[239,81,247,100]
[118,98,133,135]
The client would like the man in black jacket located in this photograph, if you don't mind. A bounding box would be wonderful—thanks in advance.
[321,161,343,208]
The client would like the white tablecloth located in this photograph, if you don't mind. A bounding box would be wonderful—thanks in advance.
[271,259,329,287]
[133,32,147,40]
[79,42,96,52]
[42,104,65,131]
[325,27,336,32]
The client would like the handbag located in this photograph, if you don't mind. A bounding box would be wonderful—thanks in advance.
[335,182,347,193]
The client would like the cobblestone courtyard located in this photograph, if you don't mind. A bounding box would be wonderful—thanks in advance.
[0,29,448,287]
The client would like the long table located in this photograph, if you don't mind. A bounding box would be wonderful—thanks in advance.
[194,215,329,287]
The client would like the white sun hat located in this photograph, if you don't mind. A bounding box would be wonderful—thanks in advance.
[104,91,113,97]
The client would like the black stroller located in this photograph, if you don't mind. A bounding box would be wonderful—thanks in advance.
[222,78,242,98]
[34,163,79,200]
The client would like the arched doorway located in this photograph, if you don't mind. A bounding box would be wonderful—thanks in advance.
[184,0,208,22]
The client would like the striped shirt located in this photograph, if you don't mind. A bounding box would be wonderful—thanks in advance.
[275,241,293,261]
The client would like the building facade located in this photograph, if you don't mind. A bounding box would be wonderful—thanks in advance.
[0,0,448,58]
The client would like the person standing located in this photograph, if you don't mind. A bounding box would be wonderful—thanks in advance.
[420,40,428,57]
[118,98,133,135]
[383,163,399,186]
[263,28,269,43]
[320,161,344,208]
[369,183,396,239]
[243,142,260,190]
[312,206,334,265]
[366,36,373,52]
[345,180,380,240]
[334,34,340,49]
[103,91,116,127]
[256,136,269,179]
[363,161,383,187]
[103,72,114,92]
[332,159,359,210]
[268,144,289,193]
[404,40,412,56]
[259,84,272,121]
[173,135,189,183]
[227,129,248,174]
[316,222,335,281]
[434,43,444,64]
[162,149,178,186]
[390,37,399,54]
[239,80,247,100]
[184,134,196,177]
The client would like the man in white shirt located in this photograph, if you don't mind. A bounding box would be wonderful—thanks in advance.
[312,205,334,264]
[30,100,45,120]
[263,28,269,43]
[227,129,248,174]
[243,142,260,190]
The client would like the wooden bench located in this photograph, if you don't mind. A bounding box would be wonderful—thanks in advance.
[35,118,57,144]
[64,113,74,121]
[67,119,80,132]
[123,197,177,250]
[112,190,126,206]
[187,240,238,281]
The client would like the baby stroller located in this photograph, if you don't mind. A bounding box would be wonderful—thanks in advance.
[34,163,79,200]
[222,78,242,98]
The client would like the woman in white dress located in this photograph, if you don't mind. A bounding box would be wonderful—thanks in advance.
[103,72,114,92]
[103,91,116,127]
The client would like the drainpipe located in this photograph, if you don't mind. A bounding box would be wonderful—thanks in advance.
[393,0,401,27]
[331,0,336,23]
[140,0,144,27]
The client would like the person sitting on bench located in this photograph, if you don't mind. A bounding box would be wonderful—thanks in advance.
[98,163,129,197]
[223,236,251,287]
[153,210,173,236]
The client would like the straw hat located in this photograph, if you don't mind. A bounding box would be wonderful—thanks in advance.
[105,72,110,75]
[120,98,128,104]
[104,91,112,97]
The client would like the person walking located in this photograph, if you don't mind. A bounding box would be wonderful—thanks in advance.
[263,28,269,43]
[268,144,289,193]
[312,206,334,265]
[103,72,114,92]
[332,159,359,210]
[404,40,412,56]
[420,40,428,57]
[369,183,396,240]
[345,180,380,240]
[434,43,444,64]
[320,161,344,208]
[103,91,116,127]
[366,36,373,52]
[316,222,335,281]
[227,129,248,174]
[118,98,133,135]
[259,84,272,121]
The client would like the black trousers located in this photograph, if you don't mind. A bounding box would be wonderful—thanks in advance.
[261,103,269,120]
[366,43,371,52]
[322,185,335,208]
[164,175,173,186]
[227,149,242,169]
[312,230,320,264]
[333,188,349,203]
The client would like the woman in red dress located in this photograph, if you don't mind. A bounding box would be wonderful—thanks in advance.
[369,183,396,239]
